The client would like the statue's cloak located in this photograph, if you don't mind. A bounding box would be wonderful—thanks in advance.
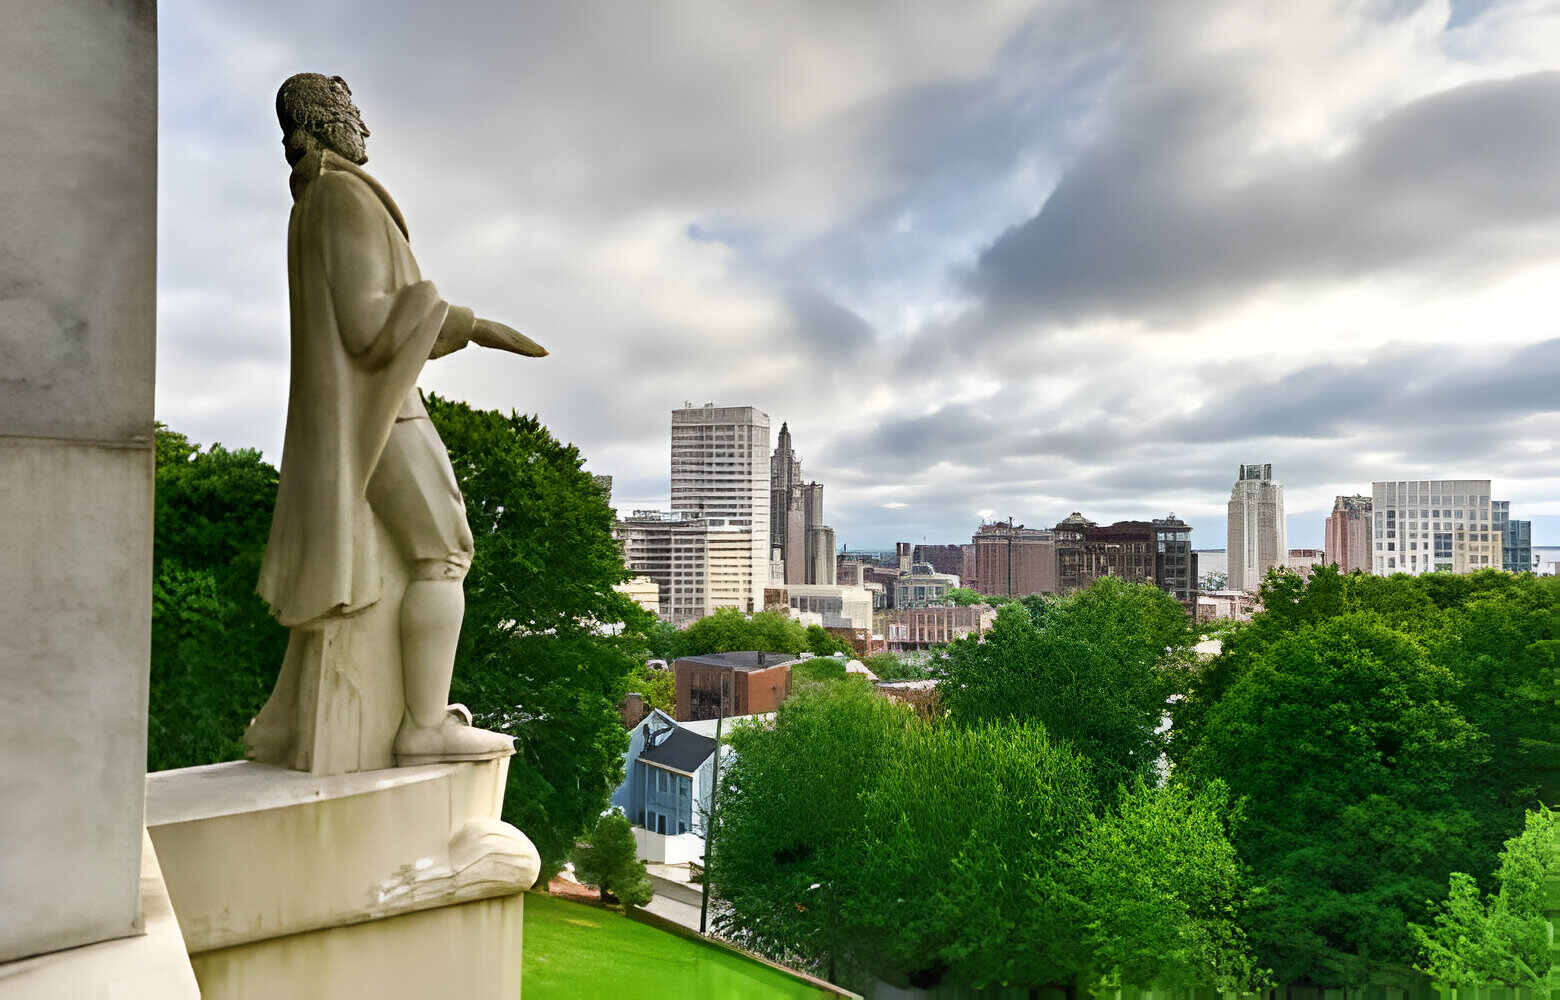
[257,149,449,627]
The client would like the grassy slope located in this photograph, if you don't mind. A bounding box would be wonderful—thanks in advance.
[523,892,830,1000]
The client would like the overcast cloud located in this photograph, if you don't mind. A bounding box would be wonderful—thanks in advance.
[158,0,1560,550]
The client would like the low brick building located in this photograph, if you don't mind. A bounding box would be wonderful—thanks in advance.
[674,651,799,721]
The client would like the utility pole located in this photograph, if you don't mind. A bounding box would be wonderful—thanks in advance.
[699,671,728,935]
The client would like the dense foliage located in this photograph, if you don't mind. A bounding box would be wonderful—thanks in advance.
[426,394,648,883]
[710,680,1255,993]
[1057,778,1263,991]
[1171,566,1560,985]
[1412,805,1558,993]
[943,578,1193,801]
[149,426,287,771]
[572,810,654,906]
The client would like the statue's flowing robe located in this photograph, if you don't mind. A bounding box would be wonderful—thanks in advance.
[257,149,454,627]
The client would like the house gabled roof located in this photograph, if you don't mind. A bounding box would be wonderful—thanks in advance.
[640,728,717,775]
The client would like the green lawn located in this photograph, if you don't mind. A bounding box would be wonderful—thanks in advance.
[523,891,836,999]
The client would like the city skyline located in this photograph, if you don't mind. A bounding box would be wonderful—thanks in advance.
[157,2,1560,555]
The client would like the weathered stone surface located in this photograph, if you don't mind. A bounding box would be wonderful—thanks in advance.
[0,0,157,963]
[189,892,524,1000]
[145,757,539,955]
[0,832,199,999]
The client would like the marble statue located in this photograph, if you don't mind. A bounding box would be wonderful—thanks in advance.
[246,73,546,771]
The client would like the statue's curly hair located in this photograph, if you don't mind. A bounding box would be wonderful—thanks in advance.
[276,73,356,136]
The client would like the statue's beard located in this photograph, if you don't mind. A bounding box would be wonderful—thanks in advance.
[317,119,367,165]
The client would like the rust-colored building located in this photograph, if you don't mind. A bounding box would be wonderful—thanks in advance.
[969,521,1057,596]
[674,651,798,721]
[1324,494,1373,574]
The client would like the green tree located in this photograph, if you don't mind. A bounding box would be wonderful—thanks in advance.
[572,810,654,907]
[676,608,808,658]
[149,425,287,771]
[426,394,647,884]
[621,662,675,717]
[1181,613,1485,984]
[1057,778,1265,992]
[710,680,913,980]
[710,681,1100,992]
[1173,568,1560,916]
[1412,805,1558,993]
[943,587,984,606]
[846,720,1096,991]
[805,624,852,657]
[644,619,682,661]
[944,578,1192,800]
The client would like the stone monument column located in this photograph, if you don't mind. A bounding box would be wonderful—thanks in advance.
[0,0,159,964]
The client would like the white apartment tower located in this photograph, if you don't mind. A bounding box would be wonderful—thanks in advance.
[670,404,771,616]
[1370,480,1496,576]
[1227,463,1287,593]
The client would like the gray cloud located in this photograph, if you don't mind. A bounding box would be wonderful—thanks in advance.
[972,71,1560,329]
[156,1,1560,556]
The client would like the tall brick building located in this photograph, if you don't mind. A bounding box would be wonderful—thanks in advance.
[1324,494,1373,574]
[968,521,1057,597]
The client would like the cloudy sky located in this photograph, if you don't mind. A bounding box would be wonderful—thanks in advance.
[159,0,1560,551]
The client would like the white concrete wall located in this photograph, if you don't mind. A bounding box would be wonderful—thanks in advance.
[631,827,706,865]
[0,0,158,963]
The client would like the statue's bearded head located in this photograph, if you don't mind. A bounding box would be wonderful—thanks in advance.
[276,73,370,167]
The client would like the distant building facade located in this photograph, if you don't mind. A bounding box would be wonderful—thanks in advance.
[1052,512,1096,592]
[613,511,707,625]
[674,651,797,721]
[1493,500,1533,574]
[769,422,836,585]
[670,403,770,614]
[1286,549,1325,581]
[892,563,960,609]
[882,605,998,652]
[1371,479,1495,575]
[912,544,967,578]
[1153,516,1197,605]
[781,583,874,630]
[1228,464,1286,593]
[1044,512,1194,606]
[613,575,661,617]
[1324,495,1373,574]
[969,522,1057,597]
[1196,590,1260,622]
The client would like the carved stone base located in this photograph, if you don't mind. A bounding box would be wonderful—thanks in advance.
[245,515,409,775]
[145,757,538,1000]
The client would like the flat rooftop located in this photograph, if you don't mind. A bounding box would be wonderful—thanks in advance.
[674,651,803,671]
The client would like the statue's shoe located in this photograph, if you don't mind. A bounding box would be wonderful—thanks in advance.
[394,704,515,766]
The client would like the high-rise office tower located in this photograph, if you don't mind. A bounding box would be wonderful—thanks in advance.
[769,422,801,566]
[670,403,770,614]
[1371,480,1494,576]
[1227,463,1286,593]
[767,422,836,585]
[1324,495,1374,574]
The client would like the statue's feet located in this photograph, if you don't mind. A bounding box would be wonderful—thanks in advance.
[394,704,515,766]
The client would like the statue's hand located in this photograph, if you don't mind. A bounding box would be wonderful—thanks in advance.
[471,318,547,358]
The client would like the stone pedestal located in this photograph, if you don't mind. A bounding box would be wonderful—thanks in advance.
[146,757,539,1000]
[0,831,200,1000]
